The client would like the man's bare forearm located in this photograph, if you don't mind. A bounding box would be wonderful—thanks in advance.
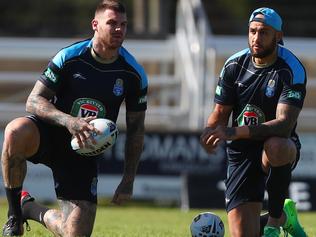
[26,81,72,127]
[123,111,145,180]
[27,95,71,127]
[225,103,301,140]
[248,103,301,140]
[213,103,302,141]
[248,122,289,140]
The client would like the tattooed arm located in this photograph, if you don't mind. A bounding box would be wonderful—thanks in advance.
[124,110,145,179]
[214,103,301,141]
[248,103,301,139]
[112,110,145,205]
[26,81,72,127]
[26,81,98,146]
[200,103,300,154]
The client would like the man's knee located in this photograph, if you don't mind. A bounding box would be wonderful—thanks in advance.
[59,200,96,237]
[63,223,93,237]
[263,137,296,166]
[3,117,39,157]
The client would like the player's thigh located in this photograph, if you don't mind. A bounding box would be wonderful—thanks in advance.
[23,115,56,166]
[228,202,262,237]
[52,159,98,203]
[3,117,40,157]
[225,146,265,212]
[59,199,97,236]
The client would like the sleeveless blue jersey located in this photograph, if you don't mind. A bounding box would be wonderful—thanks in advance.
[39,39,148,123]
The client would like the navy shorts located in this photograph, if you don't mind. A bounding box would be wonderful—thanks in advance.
[26,115,99,203]
[225,138,301,212]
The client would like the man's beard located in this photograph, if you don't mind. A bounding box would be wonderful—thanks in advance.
[249,37,277,58]
[108,41,123,50]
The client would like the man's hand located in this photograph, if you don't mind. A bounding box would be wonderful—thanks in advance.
[66,116,100,149]
[200,126,236,154]
[26,81,101,149]
[200,127,222,154]
[111,178,134,205]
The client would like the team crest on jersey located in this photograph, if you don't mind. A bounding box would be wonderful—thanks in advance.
[265,79,276,97]
[237,104,265,126]
[113,78,124,96]
[70,98,106,118]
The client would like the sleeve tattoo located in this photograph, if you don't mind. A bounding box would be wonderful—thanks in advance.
[26,81,71,127]
[248,103,301,140]
[124,111,145,178]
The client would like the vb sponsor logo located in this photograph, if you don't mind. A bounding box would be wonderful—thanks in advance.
[237,104,265,126]
[70,98,106,118]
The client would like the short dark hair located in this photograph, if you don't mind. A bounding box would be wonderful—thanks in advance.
[95,0,126,16]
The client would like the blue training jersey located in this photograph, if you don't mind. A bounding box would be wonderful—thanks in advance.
[215,45,306,148]
[39,38,148,123]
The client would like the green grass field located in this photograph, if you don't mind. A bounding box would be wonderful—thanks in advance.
[1,203,315,236]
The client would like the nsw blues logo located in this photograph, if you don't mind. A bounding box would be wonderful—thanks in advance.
[113,78,124,96]
[265,79,276,98]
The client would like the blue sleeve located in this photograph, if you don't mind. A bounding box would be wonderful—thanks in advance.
[39,61,63,92]
[39,39,91,92]
[119,47,148,111]
[278,48,307,108]
[125,73,148,112]
[279,71,306,109]
[214,61,237,105]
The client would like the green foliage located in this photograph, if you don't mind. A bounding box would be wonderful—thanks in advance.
[220,0,250,19]
[0,0,134,38]
[0,0,96,37]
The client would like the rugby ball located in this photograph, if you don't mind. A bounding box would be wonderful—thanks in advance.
[190,212,225,237]
[71,118,118,156]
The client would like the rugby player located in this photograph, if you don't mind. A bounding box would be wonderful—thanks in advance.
[1,0,147,236]
[200,7,307,237]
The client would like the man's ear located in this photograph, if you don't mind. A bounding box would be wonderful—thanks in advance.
[276,31,283,43]
[92,19,98,31]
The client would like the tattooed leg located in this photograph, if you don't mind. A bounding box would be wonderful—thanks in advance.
[1,151,26,188]
[1,118,40,221]
[1,148,26,217]
[43,208,63,236]
[44,200,97,237]
[1,118,40,188]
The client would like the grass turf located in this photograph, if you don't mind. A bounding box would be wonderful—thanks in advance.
[0,203,315,236]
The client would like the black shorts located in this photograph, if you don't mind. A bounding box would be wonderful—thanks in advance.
[224,138,301,212]
[26,115,99,203]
